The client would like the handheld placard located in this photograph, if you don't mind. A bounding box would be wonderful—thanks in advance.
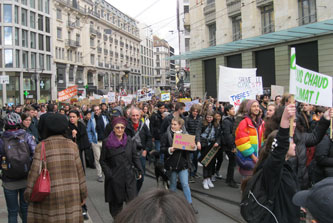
[289,95,295,138]
[330,118,332,140]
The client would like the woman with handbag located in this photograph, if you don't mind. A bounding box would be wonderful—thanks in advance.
[24,113,87,223]
[100,116,143,218]
[68,110,91,220]
[196,111,221,190]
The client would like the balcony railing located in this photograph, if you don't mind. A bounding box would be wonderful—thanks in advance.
[98,62,103,67]
[232,31,242,41]
[90,27,98,36]
[55,0,86,15]
[298,13,317,26]
[226,0,241,17]
[104,49,108,55]
[103,34,108,41]
[65,39,80,48]
[67,21,76,29]
[262,22,275,34]
[204,2,216,15]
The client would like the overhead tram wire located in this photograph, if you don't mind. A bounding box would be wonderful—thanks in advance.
[134,0,163,19]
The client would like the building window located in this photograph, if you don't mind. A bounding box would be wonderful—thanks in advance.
[22,0,27,5]
[208,23,216,46]
[45,0,49,14]
[46,36,50,51]
[57,27,62,39]
[46,55,51,70]
[4,5,12,23]
[30,32,36,48]
[30,0,35,8]
[76,34,80,45]
[38,14,43,31]
[39,54,44,69]
[5,49,13,68]
[90,37,94,47]
[22,29,28,47]
[90,54,95,65]
[21,8,27,26]
[4,27,13,45]
[261,4,274,34]
[15,50,20,68]
[15,28,19,46]
[38,0,43,12]
[45,17,50,33]
[22,51,28,68]
[184,5,189,13]
[31,52,36,68]
[298,0,316,25]
[232,15,242,41]
[38,34,43,50]
[30,12,36,28]
[15,6,19,24]
[56,8,61,20]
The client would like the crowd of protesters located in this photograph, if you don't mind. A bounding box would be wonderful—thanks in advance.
[0,92,332,223]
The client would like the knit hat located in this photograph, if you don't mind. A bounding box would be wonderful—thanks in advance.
[111,116,127,129]
[45,113,68,135]
[246,100,258,115]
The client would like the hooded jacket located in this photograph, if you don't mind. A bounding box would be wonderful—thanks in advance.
[86,112,109,144]
[149,110,163,140]
[222,116,235,151]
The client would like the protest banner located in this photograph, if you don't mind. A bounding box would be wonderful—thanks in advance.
[251,76,263,95]
[58,85,78,102]
[271,85,284,100]
[218,66,257,102]
[185,99,199,112]
[137,88,154,102]
[120,95,134,105]
[108,92,116,103]
[161,92,171,102]
[229,90,252,112]
[178,98,192,103]
[172,133,196,151]
[290,48,332,107]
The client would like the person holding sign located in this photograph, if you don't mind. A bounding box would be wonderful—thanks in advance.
[196,111,221,190]
[160,117,198,214]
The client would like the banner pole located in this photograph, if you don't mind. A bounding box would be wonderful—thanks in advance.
[330,117,332,140]
[290,95,295,138]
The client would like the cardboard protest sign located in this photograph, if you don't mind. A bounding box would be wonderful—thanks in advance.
[172,133,196,151]
[290,48,332,107]
[218,66,257,102]
[90,99,101,106]
[178,98,192,103]
[58,85,78,102]
[108,92,116,103]
[161,92,171,102]
[185,99,199,112]
[137,88,154,102]
[229,90,252,112]
[271,85,284,100]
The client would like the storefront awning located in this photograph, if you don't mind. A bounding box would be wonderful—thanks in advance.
[168,19,333,60]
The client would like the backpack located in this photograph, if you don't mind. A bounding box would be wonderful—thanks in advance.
[240,168,278,223]
[132,124,144,148]
[2,133,31,180]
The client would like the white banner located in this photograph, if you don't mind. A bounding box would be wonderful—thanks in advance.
[218,66,257,102]
[108,92,116,103]
[185,99,199,112]
[290,48,332,107]
[271,85,284,100]
[229,90,253,112]
[251,76,263,95]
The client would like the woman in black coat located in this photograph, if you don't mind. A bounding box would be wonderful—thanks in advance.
[313,133,333,183]
[196,110,221,190]
[100,117,143,218]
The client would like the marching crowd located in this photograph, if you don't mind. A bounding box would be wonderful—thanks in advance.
[0,93,332,223]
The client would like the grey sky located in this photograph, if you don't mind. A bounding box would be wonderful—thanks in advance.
[108,0,179,53]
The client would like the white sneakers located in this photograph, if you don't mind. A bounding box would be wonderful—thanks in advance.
[202,179,209,189]
[202,178,214,189]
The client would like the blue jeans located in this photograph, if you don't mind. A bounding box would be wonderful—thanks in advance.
[3,187,28,223]
[155,140,164,162]
[137,154,146,193]
[169,169,192,204]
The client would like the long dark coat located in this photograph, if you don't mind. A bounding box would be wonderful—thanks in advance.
[100,136,143,204]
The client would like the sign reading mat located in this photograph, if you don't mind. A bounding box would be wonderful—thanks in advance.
[172,133,196,151]
[290,48,332,107]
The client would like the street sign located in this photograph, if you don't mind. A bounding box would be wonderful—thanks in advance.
[24,90,29,97]
[0,75,9,84]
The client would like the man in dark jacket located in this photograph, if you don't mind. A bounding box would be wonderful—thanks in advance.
[185,104,202,180]
[160,102,186,134]
[149,102,165,156]
[125,107,153,192]
[38,103,55,140]
[313,133,333,183]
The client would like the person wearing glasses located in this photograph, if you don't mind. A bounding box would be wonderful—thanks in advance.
[100,116,143,218]
[87,105,109,182]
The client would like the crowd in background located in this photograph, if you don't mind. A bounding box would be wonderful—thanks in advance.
[0,92,332,223]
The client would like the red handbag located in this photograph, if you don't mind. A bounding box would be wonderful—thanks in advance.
[30,142,51,202]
